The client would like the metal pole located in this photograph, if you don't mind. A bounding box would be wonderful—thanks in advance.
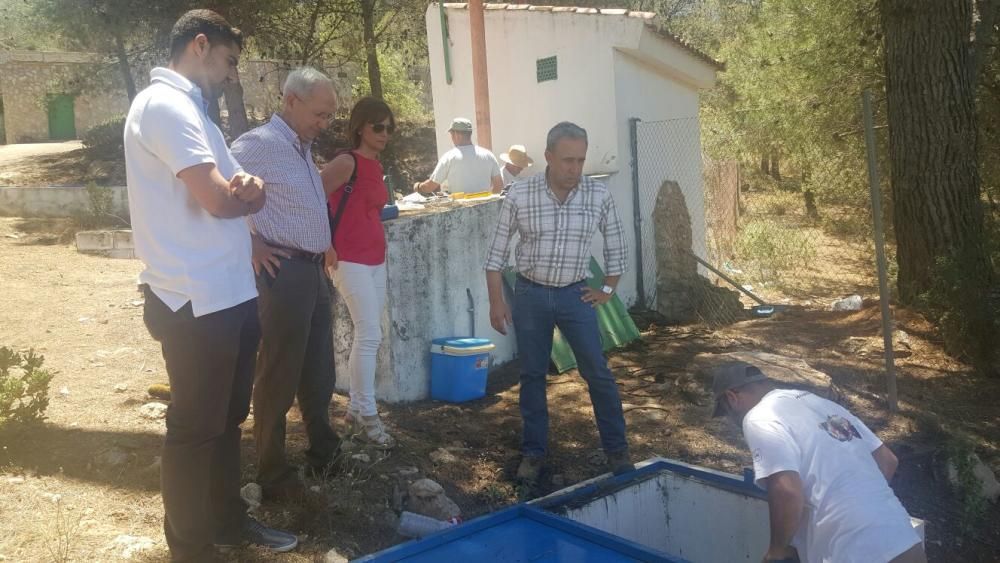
[629,118,645,309]
[438,2,453,85]
[862,89,898,412]
[469,0,492,150]
[688,251,767,306]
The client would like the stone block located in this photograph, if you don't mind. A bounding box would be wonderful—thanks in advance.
[76,230,114,252]
[112,230,134,249]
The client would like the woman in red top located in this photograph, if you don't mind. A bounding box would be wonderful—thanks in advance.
[321,97,395,448]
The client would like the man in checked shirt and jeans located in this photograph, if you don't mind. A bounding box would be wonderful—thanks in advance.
[485,121,633,483]
[230,67,341,500]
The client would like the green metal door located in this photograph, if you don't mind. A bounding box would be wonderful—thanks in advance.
[47,94,76,140]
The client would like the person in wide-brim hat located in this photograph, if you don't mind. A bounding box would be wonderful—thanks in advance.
[499,144,534,189]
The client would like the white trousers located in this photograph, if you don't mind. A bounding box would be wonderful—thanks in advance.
[331,261,387,417]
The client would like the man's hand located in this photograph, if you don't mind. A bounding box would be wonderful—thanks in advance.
[324,246,339,278]
[251,236,290,277]
[490,299,513,335]
[581,286,613,307]
[230,172,265,206]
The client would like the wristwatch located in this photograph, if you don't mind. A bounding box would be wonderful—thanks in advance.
[601,285,614,295]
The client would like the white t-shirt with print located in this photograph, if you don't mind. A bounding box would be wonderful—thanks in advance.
[743,389,920,563]
[429,144,501,193]
[124,67,256,317]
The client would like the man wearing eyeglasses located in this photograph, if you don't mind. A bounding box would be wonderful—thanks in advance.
[710,361,925,563]
[413,117,504,195]
[230,67,341,501]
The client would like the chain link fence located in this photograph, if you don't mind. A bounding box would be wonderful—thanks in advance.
[630,115,891,326]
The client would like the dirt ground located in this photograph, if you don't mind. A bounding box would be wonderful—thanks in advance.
[1,216,999,562]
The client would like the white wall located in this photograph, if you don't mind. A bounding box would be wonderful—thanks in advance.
[613,49,707,308]
[426,5,718,309]
[426,7,629,173]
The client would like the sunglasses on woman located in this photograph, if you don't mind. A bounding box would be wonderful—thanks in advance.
[371,122,395,134]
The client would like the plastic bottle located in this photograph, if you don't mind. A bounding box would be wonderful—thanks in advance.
[397,511,460,538]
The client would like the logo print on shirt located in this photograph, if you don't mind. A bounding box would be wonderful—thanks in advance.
[820,415,862,442]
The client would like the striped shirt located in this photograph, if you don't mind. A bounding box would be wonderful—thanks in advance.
[231,114,331,253]
[484,171,628,287]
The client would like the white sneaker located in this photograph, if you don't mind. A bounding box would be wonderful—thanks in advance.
[358,414,395,449]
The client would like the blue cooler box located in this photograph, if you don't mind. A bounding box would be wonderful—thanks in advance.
[430,337,495,402]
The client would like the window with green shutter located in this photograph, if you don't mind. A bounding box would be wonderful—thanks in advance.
[536,56,558,82]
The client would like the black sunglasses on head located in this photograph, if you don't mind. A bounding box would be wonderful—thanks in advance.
[371,122,395,134]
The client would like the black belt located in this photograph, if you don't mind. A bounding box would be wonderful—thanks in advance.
[267,242,325,264]
[516,274,585,290]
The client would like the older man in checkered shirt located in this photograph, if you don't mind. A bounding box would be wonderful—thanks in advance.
[230,67,341,500]
[484,121,633,483]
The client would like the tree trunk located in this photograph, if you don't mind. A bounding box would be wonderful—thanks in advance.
[113,33,137,102]
[224,72,250,139]
[760,153,769,176]
[881,0,987,302]
[361,0,384,99]
[769,151,781,181]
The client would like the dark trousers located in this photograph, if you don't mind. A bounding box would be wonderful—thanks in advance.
[512,276,629,457]
[142,286,259,562]
[253,257,339,488]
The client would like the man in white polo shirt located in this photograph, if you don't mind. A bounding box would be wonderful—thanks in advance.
[710,361,925,563]
[413,117,504,195]
[124,9,296,561]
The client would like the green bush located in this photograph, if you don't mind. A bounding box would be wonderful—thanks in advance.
[0,347,55,427]
[81,116,126,161]
[735,219,817,280]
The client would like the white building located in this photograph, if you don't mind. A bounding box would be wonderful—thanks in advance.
[425,3,723,307]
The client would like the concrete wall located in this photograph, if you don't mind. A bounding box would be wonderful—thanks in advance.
[0,51,293,143]
[333,200,516,403]
[0,52,128,143]
[0,185,128,218]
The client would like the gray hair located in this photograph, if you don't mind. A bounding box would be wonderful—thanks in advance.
[546,121,588,152]
[282,67,335,100]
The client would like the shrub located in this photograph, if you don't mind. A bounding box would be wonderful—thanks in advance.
[81,116,126,161]
[0,347,55,428]
[734,219,817,281]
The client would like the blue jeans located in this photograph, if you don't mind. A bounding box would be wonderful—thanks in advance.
[513,276,629,457]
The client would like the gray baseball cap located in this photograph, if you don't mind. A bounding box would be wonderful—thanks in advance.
[449,117,473,132]
[710,361,769,417]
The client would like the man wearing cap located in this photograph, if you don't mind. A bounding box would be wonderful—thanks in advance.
[499,144,534,189]
[413,117,504,195]
[710,362,925,563]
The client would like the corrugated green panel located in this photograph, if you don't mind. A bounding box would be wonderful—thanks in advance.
[536,56,557,82]
[502,258,641,373]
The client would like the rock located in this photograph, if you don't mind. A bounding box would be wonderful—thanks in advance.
[381,509,400,529]
[429,448,459,464]
[6,477,24,484]
[653,180,742,325]
[690,351,843,404]
[551,474,566,488]
[310,485,322,493]
[324,548,349,563]
[94,447,130,469]
[240,483,262,509]
[59,387,70,397]
[831,295,863,311]
[351,453,372,464]
[586,450,607,467]
[112,535,156,559]
[114,383,129,393]
[406,478,461,521]
[395,466,420,480]
[139,402,168,420]
[947,453,1000,504]
[409,478,445,498]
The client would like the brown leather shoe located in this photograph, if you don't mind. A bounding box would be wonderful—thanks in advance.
[606,449,635,476]
[516,455,544,483]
